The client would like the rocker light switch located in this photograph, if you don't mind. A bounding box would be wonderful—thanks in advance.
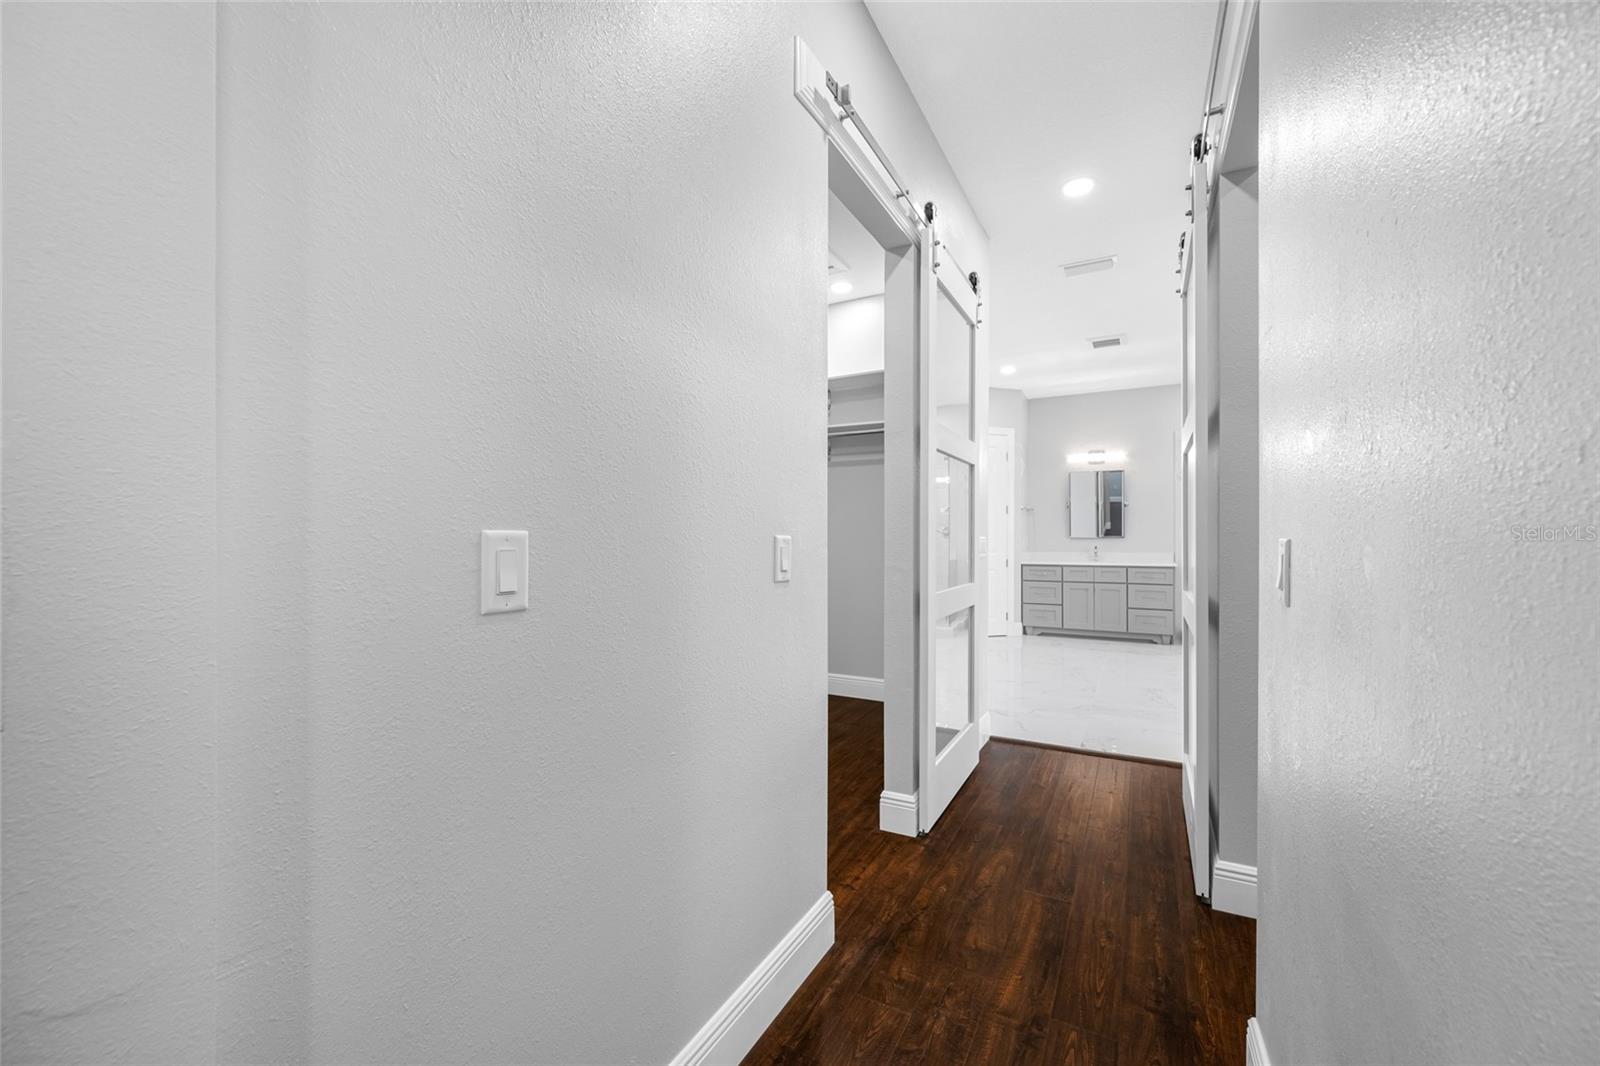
[481,530,529,615]
[773,534,792,583]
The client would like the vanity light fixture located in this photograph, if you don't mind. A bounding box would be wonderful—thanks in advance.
[830,279,854,296]
[1067,449,1128,466]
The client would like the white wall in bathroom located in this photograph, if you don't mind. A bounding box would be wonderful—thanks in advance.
[1025,385,1179,558]
[1257,2,1599,1063]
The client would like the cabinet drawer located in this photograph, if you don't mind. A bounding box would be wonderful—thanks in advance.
[1021,565,1061,582]
[1092,567,1127,583]
[1061,566,1095,582]
[1128,608,1174,635]
[1127,567,1175,585]
[1128,584,1174,610]
[1022,604,1063,628]
[1022,581,1063,605]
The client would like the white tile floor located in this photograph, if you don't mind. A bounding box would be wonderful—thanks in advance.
[987,632,1183,762]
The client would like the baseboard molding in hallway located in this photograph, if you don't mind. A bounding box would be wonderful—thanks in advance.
[878,790,918,836]
[827,673,884,701]
[1212,858,1258,919]
[670,891,834,1066]
[1246,1017,1272,1066]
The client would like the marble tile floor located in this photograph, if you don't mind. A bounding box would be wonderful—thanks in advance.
[987,632,1183,762]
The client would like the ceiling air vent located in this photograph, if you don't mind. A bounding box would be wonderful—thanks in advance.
[1060,254,1118,279]
[1088,334,1127,350]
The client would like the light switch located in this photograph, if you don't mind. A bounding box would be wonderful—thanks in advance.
[481,530,529,615]
[773,534,792,583]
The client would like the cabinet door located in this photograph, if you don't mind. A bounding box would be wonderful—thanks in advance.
[1093,583,1128,632]
[1063,582,1095,629]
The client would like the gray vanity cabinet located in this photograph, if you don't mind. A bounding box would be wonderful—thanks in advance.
[1020,562,1175,643]
[1093,584,1128,631]
[1062,583,1095,629]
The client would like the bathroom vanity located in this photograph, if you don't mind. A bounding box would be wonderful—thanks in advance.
[1019,555,1177,643]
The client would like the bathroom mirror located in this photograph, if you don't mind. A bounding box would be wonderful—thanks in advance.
[1067,469,1126,539]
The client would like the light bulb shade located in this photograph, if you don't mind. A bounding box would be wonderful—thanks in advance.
[1067,449,1127,466]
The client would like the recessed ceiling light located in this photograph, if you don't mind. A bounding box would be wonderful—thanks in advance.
[1061,177,1096,198]
[830,279,854,296]
[999,365,1017,376]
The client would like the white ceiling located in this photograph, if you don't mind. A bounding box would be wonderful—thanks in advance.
[865,1,1216,397]
[827,191,886,305]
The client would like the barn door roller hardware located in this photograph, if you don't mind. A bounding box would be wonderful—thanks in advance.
[827,75,980,300]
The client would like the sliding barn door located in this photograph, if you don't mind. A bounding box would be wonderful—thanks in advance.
[1179,163,1216,900]
[917,222,987,833]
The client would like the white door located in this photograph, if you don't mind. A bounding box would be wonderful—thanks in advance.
[917,221,986,833]
[1179,155,1215,900]
[986,429,1014,636]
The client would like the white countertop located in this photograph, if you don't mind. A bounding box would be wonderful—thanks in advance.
[1020,552,1176,567]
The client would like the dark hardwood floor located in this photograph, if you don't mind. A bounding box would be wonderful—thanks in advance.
[742,697,1254,1066]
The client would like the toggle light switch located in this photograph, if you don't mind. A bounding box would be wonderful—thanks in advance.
[481,530,529,615]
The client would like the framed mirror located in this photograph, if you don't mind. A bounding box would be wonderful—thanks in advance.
[1067,469,1126,538]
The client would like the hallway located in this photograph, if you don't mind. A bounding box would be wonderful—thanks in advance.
[744,699,1253,1065]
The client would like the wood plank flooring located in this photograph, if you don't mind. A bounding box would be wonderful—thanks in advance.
[742,697,1254,1066]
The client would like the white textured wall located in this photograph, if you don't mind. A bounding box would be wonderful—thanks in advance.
[215,6,834,1061]
[2,4,219,1062]
[1257,3,1599,1064]
[1025,386,1179,558]
[5,3,986,1064]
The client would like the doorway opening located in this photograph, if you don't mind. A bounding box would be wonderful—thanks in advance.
[825,187,889,830]
[798,38,987,843]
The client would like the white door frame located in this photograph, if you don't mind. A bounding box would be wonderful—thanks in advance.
[1180,151,1216,900]
[985,428,1015,637]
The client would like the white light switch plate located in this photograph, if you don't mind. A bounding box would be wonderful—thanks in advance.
[773,534,792,583]
[481,530,529,615]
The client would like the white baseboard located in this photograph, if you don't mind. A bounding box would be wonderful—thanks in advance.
[878,790,918,837]
[670,891,835,1066]
[1245,1017,1272,1066]
[828,673,885,701]
[1212,858,1258,919]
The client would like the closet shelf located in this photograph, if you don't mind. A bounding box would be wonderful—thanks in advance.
[827,420,885,438]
